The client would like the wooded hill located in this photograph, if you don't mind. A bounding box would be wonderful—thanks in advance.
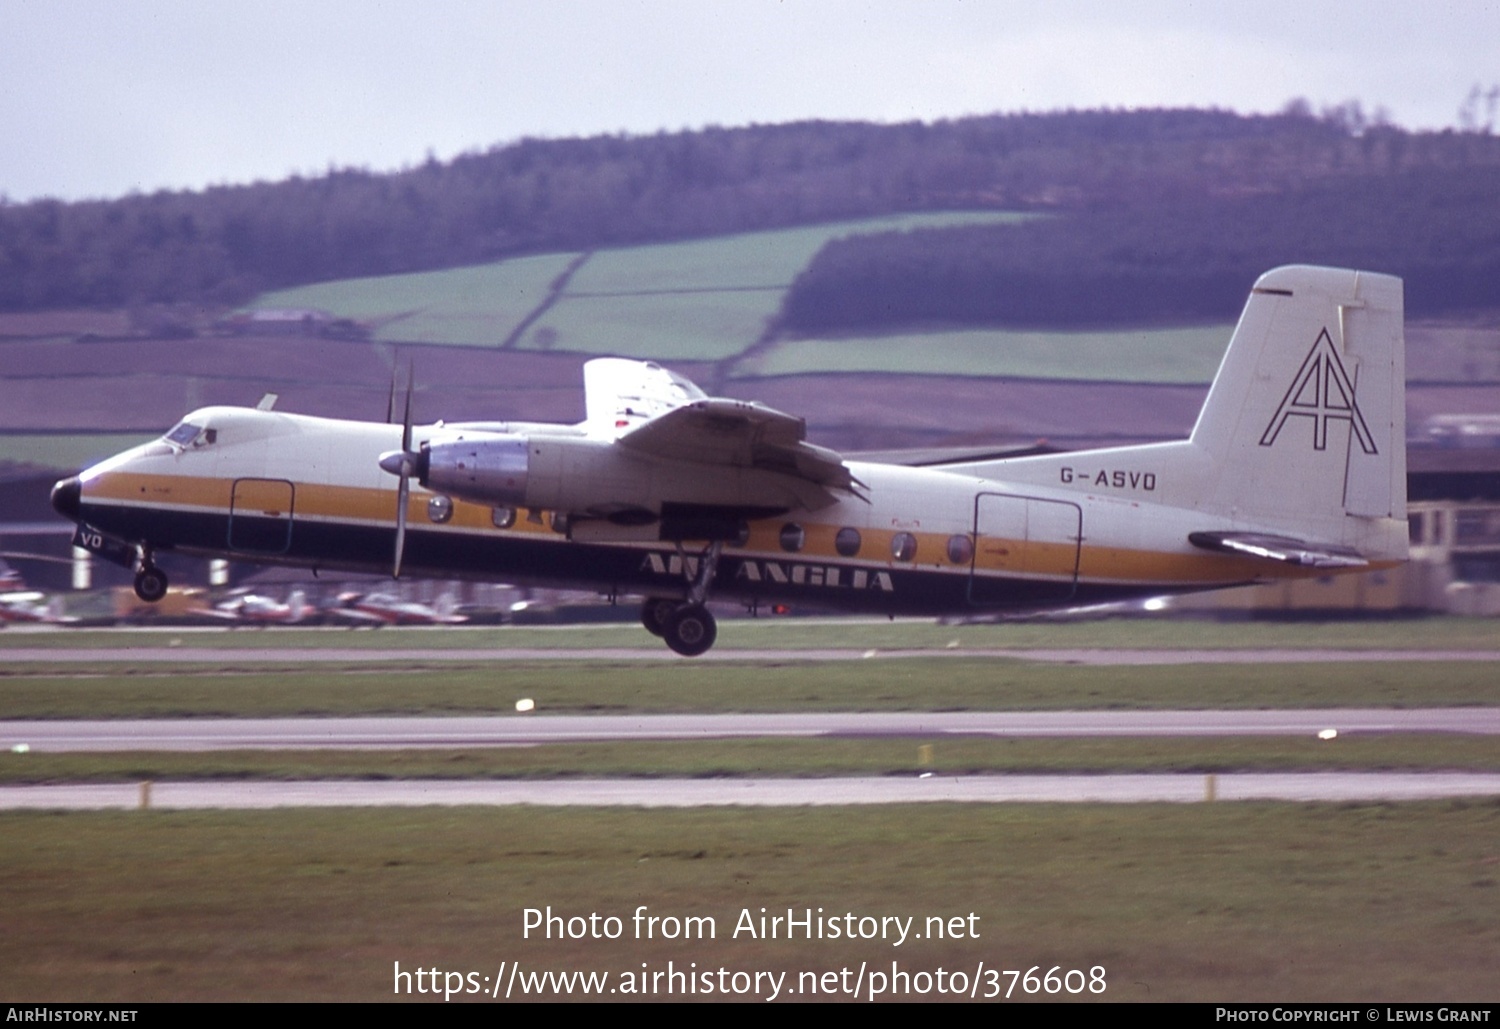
[3,107,1498,326]
[777,164,1500,330]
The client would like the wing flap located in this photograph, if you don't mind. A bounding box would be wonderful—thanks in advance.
[1188,531,1369,569]
[618,399,865,499]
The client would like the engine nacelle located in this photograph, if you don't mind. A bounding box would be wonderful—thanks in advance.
[421,433,653,514]
[421,434,531,507]
[420,431,830,521]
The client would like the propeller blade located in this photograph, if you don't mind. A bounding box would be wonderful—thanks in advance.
[393,474,409,579]
[389,361,417,579]
[401,361,414,454]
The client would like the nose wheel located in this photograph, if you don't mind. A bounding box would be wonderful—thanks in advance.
[133,565,169,603]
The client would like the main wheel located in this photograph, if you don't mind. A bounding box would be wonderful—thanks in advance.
[662,603,717,657]
[640,598,677,638]
[134,566,169,603]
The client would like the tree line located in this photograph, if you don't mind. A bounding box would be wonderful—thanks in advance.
[776,165,1500,330]
[2,106,1498,316]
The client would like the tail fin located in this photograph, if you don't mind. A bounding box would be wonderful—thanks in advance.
[1190,266,1405,534]
[954,265,1407,562]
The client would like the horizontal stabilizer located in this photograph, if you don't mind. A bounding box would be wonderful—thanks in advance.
[1187,531,1369,569]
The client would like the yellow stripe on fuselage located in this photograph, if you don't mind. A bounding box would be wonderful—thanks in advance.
[82,469,1322,589]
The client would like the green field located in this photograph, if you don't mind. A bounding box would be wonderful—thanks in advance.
[731,324,1235,382]
[244,209,1260,379]
[4,657,1500,719]
[6,735,1500,786]
[527,288,781,361]
[252,212,1029,359]
[5,620,1497,1002]
[257,252,582,346]
[3,803,1497,1001]
[7,615,1500,653]
[0,432,154,471]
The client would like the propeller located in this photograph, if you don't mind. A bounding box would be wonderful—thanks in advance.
[384,359,398,424]
[377,365,421,578]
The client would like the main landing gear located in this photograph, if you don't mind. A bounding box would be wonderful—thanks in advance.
[641,597,718,657]
[641,541,722,657]
[133,548,169,603]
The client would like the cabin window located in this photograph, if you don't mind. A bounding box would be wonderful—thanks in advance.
[946,534,974,564]
[492,506,517,529]
[891,532,917,562]
[779,523,805,553]
[835,527,862,557]
[427,495,453,523]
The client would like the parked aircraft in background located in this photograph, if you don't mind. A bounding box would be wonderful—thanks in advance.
[51,266,1407,655]
[325,590,467,627]
[213,588,310,626]
[0,592,74,625]
[0,563,75,625]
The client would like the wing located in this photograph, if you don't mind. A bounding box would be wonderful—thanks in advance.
[618,398,865,501]
[1187,531,1369,569]
[584,358,866,507]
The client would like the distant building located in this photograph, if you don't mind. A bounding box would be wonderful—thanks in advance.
[220,308,337,337]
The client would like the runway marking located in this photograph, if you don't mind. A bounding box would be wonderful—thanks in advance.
[4,773,1500,809]
[2,647,1500,665]
[6,709,1499,752]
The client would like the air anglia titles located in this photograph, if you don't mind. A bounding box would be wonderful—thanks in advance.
[640,552,896,592]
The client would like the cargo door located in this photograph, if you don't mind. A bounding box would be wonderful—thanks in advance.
[229,478,295,554]
[969,492,1081,606]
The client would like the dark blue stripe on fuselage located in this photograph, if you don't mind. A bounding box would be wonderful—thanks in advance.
[76,501,1164,614]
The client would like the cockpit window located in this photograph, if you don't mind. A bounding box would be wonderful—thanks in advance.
[164,422,216,448]
[165,422,200,446]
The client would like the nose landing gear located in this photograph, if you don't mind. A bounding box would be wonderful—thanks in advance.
[132,548,169,603]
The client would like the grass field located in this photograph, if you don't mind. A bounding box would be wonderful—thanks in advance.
[251,212,1029,360]
[3,803,1497,1001]
[526,288,782,361]
[6,735,1500,786]
[4,656,1500,719]
[6,615,1499,653]
[0,432,155,470]
[4,618,1497,1002]
[257,252,582,346]
[732,324,1235,382]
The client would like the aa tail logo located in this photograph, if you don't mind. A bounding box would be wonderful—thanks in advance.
[1259,328,1377,454]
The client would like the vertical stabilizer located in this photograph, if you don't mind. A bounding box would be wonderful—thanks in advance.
[948,266,1407,564]
[1190,266,1405,535]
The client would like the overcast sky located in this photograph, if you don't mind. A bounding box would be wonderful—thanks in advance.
[3,0,1498,203]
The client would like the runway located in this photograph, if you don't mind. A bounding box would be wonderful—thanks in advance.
[4,646,1500,665]
[4,708,1500,751]
[5,640,1497,809]
[5,773,1500,809]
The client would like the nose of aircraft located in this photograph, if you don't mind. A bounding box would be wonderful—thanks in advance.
[51,476,82,522]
